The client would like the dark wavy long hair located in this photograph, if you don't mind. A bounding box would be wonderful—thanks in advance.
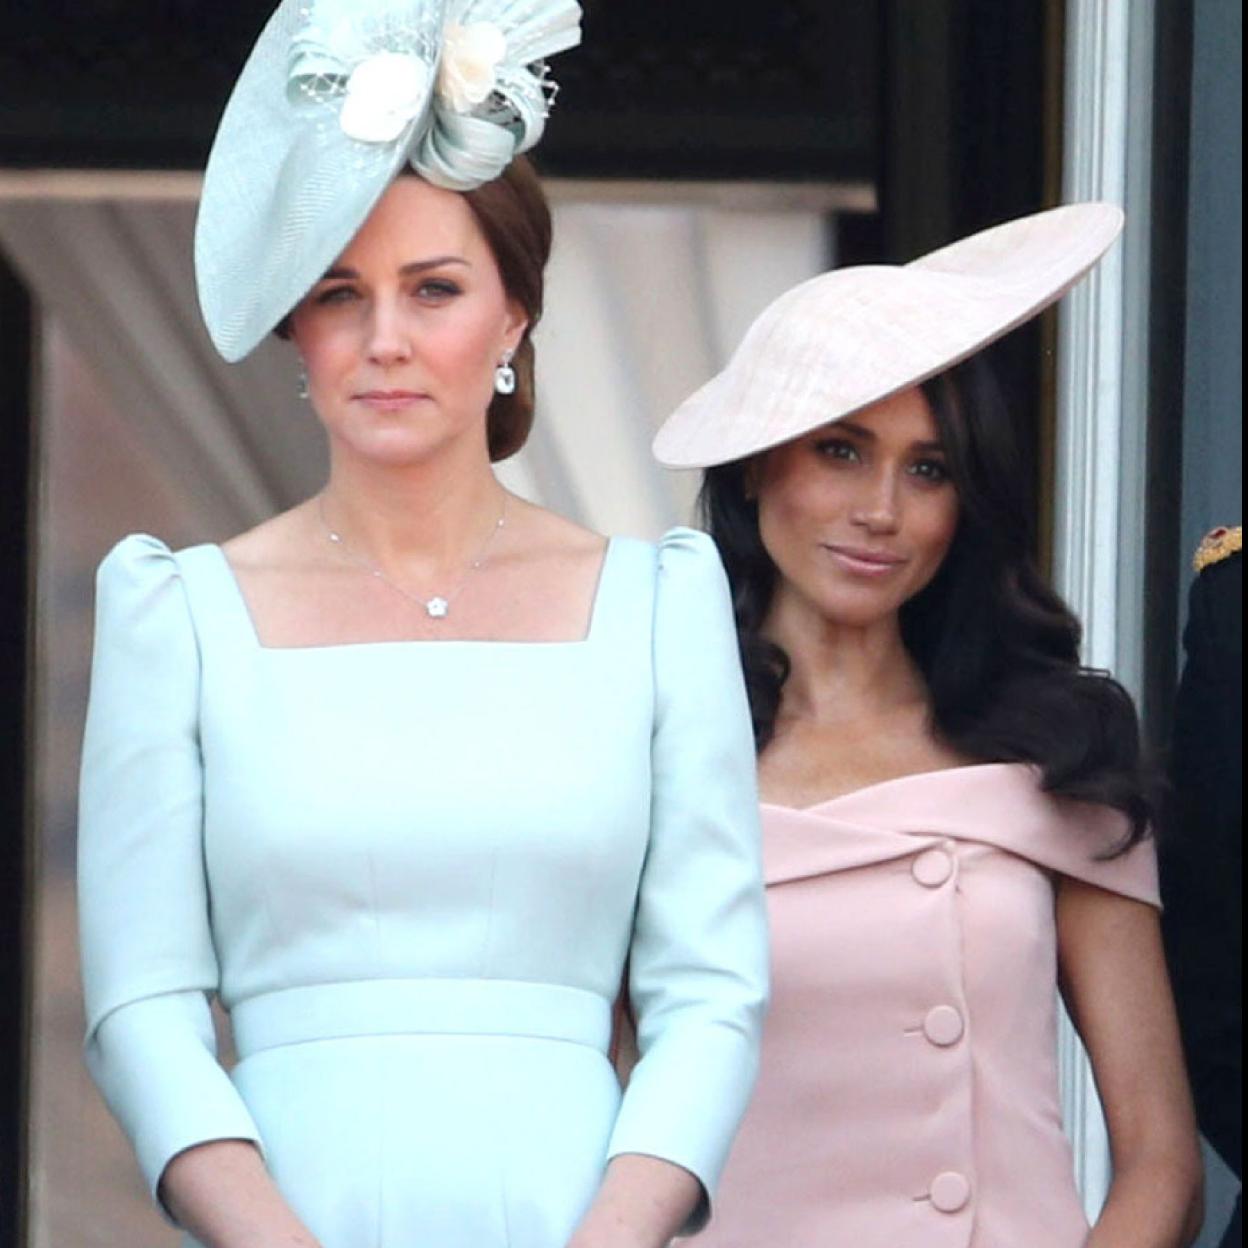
[699,354,1153,849]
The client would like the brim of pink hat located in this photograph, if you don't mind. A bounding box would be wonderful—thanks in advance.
[652,202,1124,469]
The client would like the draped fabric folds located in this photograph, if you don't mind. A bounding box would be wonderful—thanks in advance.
[0,194,827,539]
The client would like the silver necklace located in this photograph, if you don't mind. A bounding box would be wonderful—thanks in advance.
[319,494,507,620]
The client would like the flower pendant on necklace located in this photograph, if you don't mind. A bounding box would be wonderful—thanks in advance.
[425,597,450,619]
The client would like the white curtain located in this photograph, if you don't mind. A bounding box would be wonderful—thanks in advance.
[0,194,828,539]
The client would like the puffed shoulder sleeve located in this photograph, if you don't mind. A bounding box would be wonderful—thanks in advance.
[607,528,769,1231]
[78,535,261,1211]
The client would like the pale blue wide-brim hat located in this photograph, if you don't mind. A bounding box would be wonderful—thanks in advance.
[653,203,1125,469]
[195,0,582,362]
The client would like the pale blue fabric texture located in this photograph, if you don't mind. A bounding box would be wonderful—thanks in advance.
[77,528,768,1246]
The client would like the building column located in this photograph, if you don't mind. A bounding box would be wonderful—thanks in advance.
[1052,0,1156,1218]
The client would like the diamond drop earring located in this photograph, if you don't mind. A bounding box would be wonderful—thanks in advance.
[494,350,517,396]
[296,367,310,400]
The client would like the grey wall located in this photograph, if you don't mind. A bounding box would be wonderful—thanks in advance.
[1180,0,1242,604]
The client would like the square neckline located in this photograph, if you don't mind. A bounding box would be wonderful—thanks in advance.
[207,536,618,653]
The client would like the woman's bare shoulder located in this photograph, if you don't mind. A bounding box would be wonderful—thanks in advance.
[506,498,606,565]
[219,503,318,572]
[497,501,608,638]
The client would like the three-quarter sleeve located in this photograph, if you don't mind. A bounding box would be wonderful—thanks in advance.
[78,534,262,1209]
[606,528,769,1230]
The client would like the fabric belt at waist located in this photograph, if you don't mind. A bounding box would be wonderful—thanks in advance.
[231,978,613,1060]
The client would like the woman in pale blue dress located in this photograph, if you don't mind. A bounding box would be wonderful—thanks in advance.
[76,4,768,1246]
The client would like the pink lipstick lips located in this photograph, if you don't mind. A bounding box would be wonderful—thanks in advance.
[354,389,427,412]
[822,543,906,577]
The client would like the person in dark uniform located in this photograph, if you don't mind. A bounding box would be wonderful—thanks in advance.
[1162,525,1242,1248]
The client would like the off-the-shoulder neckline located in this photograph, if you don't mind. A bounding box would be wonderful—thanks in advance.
[759,762,1031,813]
[205,536,619,652]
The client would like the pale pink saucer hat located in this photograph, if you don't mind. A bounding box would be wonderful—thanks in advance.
[652,202,1124,469]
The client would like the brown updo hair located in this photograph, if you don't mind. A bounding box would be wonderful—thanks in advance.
[462,156,551,462]
[277,156,552,462]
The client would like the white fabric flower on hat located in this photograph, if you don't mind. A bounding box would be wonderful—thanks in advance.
[339,51,431,144]
[437,22,507,114]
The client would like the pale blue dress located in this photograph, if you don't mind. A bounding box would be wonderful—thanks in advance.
[77,528,768,1248]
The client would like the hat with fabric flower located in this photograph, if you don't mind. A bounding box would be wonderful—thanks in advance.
[652,202,1125,469]
[195,0,582,362]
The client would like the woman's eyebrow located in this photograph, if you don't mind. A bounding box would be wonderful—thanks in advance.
[835,419,873,440]
[400,256,471,275]
[827,421,944,455]
[317,256,471,281]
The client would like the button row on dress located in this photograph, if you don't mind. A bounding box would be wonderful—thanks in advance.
[908,841,969,1218]
[911,846,954,887]
[910,848,963,1046]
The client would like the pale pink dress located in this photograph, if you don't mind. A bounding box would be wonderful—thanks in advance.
[704,763,1159,1248]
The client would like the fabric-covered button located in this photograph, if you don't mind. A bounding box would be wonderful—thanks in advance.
[930,1170,971,1213]
[923,1005,964,1046]
[912,848,953,887]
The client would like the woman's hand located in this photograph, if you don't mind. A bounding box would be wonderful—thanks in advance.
[159,1139,323,1248]
[565,1153,703,1248]
[1058,878,1204,1247]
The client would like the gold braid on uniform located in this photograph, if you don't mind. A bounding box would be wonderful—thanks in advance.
[1192,525,1242,573]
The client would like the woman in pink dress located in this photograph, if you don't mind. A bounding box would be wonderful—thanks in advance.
[653,206,1203,1247]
